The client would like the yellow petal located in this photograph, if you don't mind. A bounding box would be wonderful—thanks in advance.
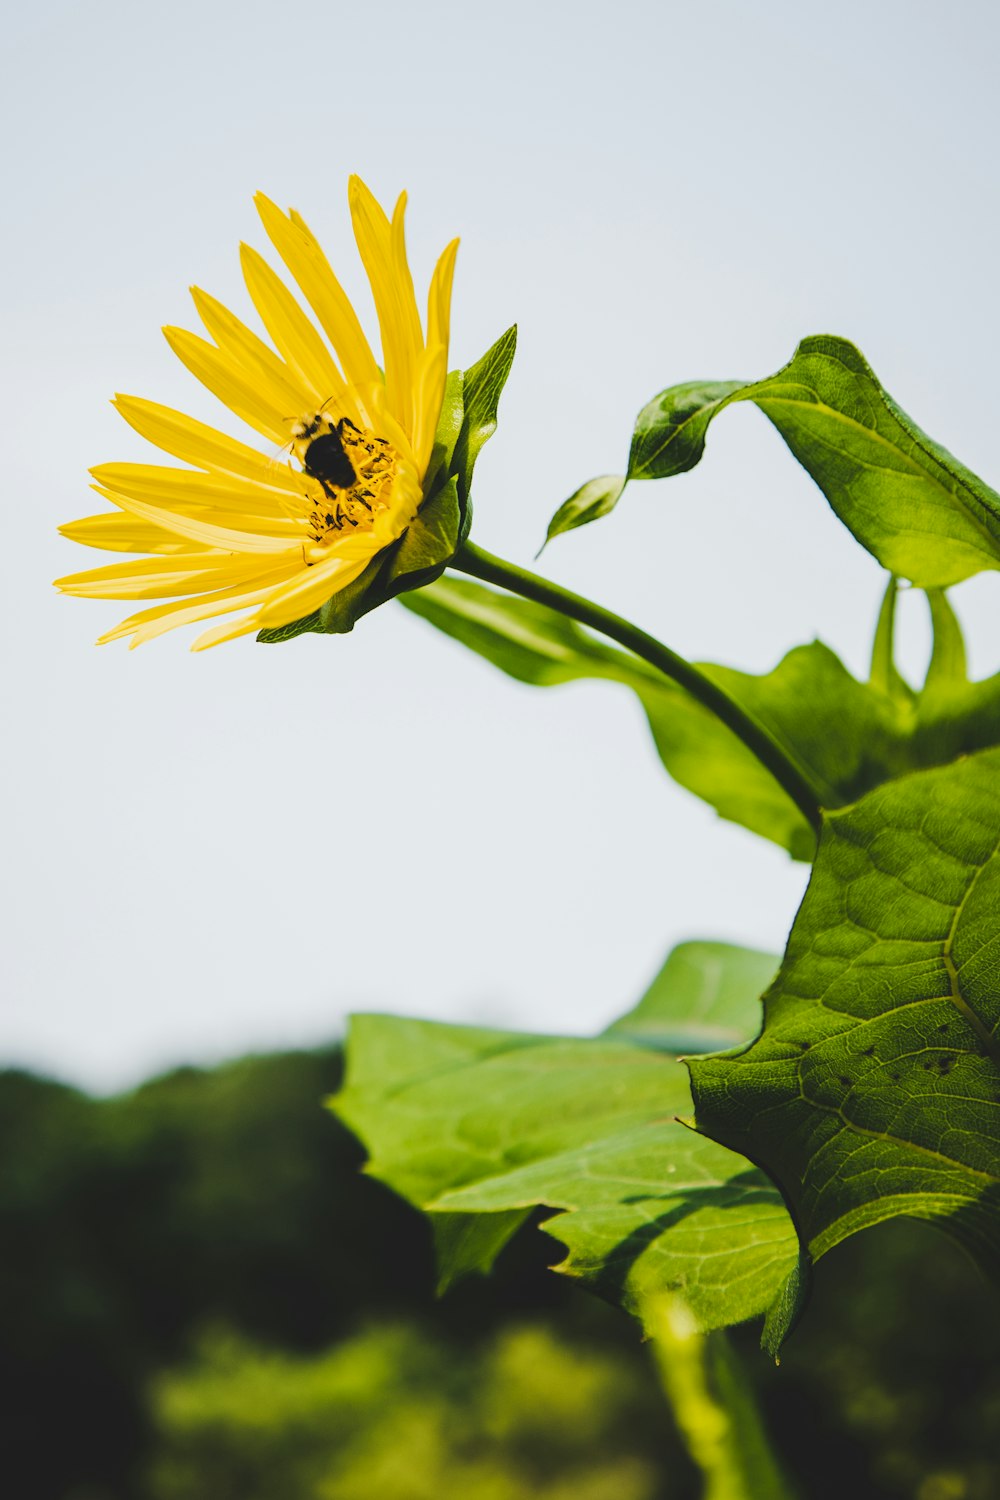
[89,487,305,541]
[191,614,269,651]
[58,514,210,555]
[428,238,459,355]
[163,326,290,444]
[254,549,373,627]
[254,193,380,391]
[411,344,449,477]
[97,569,298,645]
[390,191,426,382]
[106,491,304,554]
[112,396,304,492]
[238,243,358,424]
[382,461,424,531]
[349,176,422,436]
[190,286,319,417]
[90,462,303,517]
[56,552,275,600]
[361,382,418,471]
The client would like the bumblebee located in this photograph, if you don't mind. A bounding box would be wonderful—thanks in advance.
[291,412,360,493]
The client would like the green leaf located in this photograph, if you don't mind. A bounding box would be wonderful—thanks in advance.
[401,571,628,686]
[430,1209,533,1294]
[689,748,1000,1291]
[451,325,517,511]
[332,941,803,1343]
[399,571,812,854]
[554,336,1000,587]
[911,628,1000,768]
[401,575,1000,860]
[628,379,747,481]
[540,474,626,551]
[744,338,1000,584]
[607,941,787,1054]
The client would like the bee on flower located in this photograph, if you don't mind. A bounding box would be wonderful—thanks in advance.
[55,178,460,649]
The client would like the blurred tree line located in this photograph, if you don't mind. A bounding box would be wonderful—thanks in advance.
[2,1048,998,1500]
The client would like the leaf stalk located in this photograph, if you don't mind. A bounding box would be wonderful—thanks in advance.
[450,541,825,839]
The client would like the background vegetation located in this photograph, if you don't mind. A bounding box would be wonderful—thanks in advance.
[4,1047,998,1499]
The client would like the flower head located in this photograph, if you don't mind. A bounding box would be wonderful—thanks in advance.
[56,178,459,649]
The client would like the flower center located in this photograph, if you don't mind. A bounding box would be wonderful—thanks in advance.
[290,412,398,545]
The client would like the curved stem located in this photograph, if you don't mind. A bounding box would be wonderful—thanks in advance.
[450,540,824,837]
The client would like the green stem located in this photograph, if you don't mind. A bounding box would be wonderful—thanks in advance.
[450,541,824,837]
[646,1297,798,1500]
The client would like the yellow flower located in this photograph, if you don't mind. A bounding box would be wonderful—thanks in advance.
[55,177,459,649]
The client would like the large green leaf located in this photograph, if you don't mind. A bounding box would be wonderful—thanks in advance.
[401,575,1000,860]
[547,336,1000,587]
[332,942,805,1348]
[606,940,779,1054]
[689,748,1000,1289]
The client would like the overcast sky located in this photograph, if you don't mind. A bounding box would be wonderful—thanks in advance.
[4,0,999,1092]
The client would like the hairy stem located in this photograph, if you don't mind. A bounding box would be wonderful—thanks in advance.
[450,541,824,838]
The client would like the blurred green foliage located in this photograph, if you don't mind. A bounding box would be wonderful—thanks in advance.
[752,1220,1000,1500]
[0,1050,430,1499]
[2,1048,999,1500]
[147,1322,666,1500]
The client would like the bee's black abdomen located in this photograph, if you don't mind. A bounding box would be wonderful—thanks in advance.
[304,429,356,490]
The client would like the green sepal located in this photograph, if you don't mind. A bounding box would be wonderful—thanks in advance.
[422,370,465,499]
[255,610,322,645]
[451,325,517,513]
[545,336,1000,586]
[317,555,391,634]
[386,477,462,587]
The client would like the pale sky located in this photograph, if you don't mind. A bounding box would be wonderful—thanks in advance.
[4,0,999,1091]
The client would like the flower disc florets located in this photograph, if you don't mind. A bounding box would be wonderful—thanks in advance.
[291,413,403,559]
